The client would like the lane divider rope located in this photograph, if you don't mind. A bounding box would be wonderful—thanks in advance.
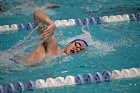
[0,13,140,32]
[0,67,140,93]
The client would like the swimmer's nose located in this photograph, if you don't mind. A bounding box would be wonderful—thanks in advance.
[75,48,81,52]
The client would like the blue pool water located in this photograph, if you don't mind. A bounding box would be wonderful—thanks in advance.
[0,0,140,93]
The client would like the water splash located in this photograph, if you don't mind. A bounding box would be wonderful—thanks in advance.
[81,0,103,16]
[0,27,43,72]
[0,50,26,73]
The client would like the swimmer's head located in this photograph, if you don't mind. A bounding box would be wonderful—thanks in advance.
[64,39,88,55]
[0,4,5,12]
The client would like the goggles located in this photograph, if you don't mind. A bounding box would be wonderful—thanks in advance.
[74,42,83,50]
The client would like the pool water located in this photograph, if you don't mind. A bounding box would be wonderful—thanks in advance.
[0,0,140,93]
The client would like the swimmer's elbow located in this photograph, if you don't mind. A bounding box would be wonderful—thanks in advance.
[33,10,53,25]
[24,56,41,64]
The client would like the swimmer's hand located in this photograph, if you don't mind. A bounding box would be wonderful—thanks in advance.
[40,24,56,42]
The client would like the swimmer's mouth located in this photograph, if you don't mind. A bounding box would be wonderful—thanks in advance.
[70,50,75,54]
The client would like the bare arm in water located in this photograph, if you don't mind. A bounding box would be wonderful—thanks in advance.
[38,3,60,10]
[45,3,60,9]
[25,10,61,64]
[0,4,5,12]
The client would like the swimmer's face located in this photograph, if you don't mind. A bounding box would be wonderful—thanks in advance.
[65,41,86,55]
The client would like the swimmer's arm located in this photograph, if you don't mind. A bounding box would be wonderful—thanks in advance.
[45,3,60,9]
[34,10,56,41]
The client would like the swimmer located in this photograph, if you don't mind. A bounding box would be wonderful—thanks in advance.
[43,3,60,9]
[0,4,5,12]
[24,10,88,64]
[0,2,60,12]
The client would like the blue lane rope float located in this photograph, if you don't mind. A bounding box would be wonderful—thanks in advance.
[0,67,140,93]
[14,82,25,92]
[0,13,140,32]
